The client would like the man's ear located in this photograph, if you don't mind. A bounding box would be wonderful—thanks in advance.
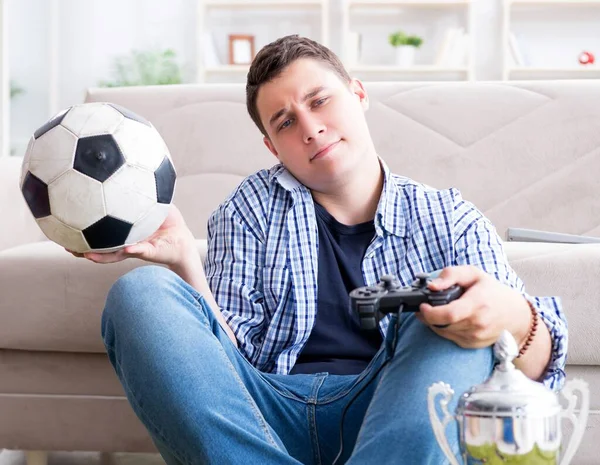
[263,136,279,159]
[350,78,369,111]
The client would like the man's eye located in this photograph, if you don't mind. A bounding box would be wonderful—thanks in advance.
[279,119,292,131]
[313,98,328,107]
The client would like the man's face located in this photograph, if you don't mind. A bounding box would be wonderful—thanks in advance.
[256,58,373,192]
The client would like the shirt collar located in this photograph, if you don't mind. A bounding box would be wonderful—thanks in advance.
[375,158,408,238]
[269,160,408,238]
[270,164,304,192]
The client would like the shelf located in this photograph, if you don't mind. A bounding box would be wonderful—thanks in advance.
[205,0,324,8]
[509,0,600,5]
[205,65,250,73]
[349,0,469,7]
[509,66,600,73]
[348,65,469,73]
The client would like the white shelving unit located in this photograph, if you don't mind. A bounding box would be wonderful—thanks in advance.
[341,0,475,81]
[196,0,330,82]
[502,0,600,80]
[0,0,9,158]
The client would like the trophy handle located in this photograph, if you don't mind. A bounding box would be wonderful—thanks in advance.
[427,382,460,465]
[560,378,590,465]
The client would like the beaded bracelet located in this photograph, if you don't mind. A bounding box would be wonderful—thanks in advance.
[517,300,539,358]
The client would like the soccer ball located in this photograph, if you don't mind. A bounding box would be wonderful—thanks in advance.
[20,102,176,254]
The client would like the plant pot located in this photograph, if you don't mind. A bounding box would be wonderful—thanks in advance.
[395,46,416,68]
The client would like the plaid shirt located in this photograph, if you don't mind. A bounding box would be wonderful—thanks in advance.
[206,161,567,390]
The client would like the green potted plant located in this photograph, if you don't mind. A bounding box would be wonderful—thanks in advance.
[388,31,423,68]
[9,81,25,156]
[10,80,24,99]
[99,48,183,87]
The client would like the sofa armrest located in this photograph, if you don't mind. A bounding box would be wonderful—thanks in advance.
[504,241,600,366]
[0,239,208,353]
[0,156,45,252]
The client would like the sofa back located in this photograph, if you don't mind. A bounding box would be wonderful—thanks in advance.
[84,80,600,240]
[3,80,599,252]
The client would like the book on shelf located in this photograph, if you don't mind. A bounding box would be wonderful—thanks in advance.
[435,27,469,67]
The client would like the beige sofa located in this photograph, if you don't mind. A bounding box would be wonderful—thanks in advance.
[1,80,599,464]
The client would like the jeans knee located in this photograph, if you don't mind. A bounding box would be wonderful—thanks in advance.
[110,265,173,297]
[102,265,214,340]
[394,314,494,384]
[102,265,176,334]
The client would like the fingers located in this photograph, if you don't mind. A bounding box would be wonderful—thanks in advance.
[427,265,485,292]
[123,242,151,256]
[83,249,128,264]
[65,248,84,258]
[417,292,498,348]
[65,240,153,264]
[418,297,473,327]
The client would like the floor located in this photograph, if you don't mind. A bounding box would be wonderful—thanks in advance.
[0,451,165,465]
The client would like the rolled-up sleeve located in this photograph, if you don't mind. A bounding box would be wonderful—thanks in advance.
[450,188,567,390]
[205,202,267,365]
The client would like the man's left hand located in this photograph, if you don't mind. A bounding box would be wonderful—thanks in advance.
[416,265,531,349]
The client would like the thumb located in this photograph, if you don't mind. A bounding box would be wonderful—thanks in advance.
[428,265,483,291]
[123,242,153,258]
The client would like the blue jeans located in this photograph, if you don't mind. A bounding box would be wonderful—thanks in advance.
[101,266,494,465]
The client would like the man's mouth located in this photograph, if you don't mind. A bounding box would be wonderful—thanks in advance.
[311,140,340,161]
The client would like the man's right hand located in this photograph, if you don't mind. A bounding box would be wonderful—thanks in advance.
[66,204,197,268]
[66,205,239,347]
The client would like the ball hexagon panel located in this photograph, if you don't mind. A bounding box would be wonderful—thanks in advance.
[34,107,69,139]
[155,156,177,204]
[21,172,51,219]
[48,170,106,231]
[112,118,169,172]
[103,165,157,224]
[73,134,126,183]
[126,203,171,245]
[108,103,151,127]
[27,125,78,185]
[83,216,133,250]
[60,103,124,138]
[37,216,90,253]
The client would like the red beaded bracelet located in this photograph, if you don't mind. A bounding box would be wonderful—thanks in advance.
[517,300,539,358]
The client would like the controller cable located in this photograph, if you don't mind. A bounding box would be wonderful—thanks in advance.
[331,307,403,465]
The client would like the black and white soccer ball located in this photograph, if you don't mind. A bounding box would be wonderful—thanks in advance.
[20,102,176,253]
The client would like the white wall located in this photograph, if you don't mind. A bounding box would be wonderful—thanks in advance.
[6,0,599,156]
[8,0,198,156]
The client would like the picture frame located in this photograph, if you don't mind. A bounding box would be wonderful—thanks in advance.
[228,34,255,65]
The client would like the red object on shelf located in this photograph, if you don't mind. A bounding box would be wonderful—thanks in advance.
[579,51,595,65]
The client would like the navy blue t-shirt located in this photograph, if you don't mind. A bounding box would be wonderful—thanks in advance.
[290,202,382,375]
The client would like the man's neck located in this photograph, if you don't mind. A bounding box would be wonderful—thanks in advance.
[311,157,384,226]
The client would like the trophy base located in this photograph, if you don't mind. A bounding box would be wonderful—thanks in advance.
[465,443,558,464]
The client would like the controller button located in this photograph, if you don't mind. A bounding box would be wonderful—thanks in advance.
[413,272,430,288]
[380,276,401,290]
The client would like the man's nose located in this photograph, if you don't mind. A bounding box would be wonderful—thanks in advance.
[300,115,326,144]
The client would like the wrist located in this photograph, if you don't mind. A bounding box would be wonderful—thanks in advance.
[169,239,201,276]
[516,297,538,359]
[510,295,533,346]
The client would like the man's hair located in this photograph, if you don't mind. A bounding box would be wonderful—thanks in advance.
[246,35,351,136]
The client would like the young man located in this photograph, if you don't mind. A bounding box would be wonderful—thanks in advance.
[81,36,567,464]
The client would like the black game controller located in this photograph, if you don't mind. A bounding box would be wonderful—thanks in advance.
[349,273,465,330]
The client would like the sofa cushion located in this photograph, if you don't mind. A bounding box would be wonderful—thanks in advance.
[0,240,206,354]
[1,239,598,368]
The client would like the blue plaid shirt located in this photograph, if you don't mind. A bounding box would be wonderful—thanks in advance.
[206,161,567,390]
